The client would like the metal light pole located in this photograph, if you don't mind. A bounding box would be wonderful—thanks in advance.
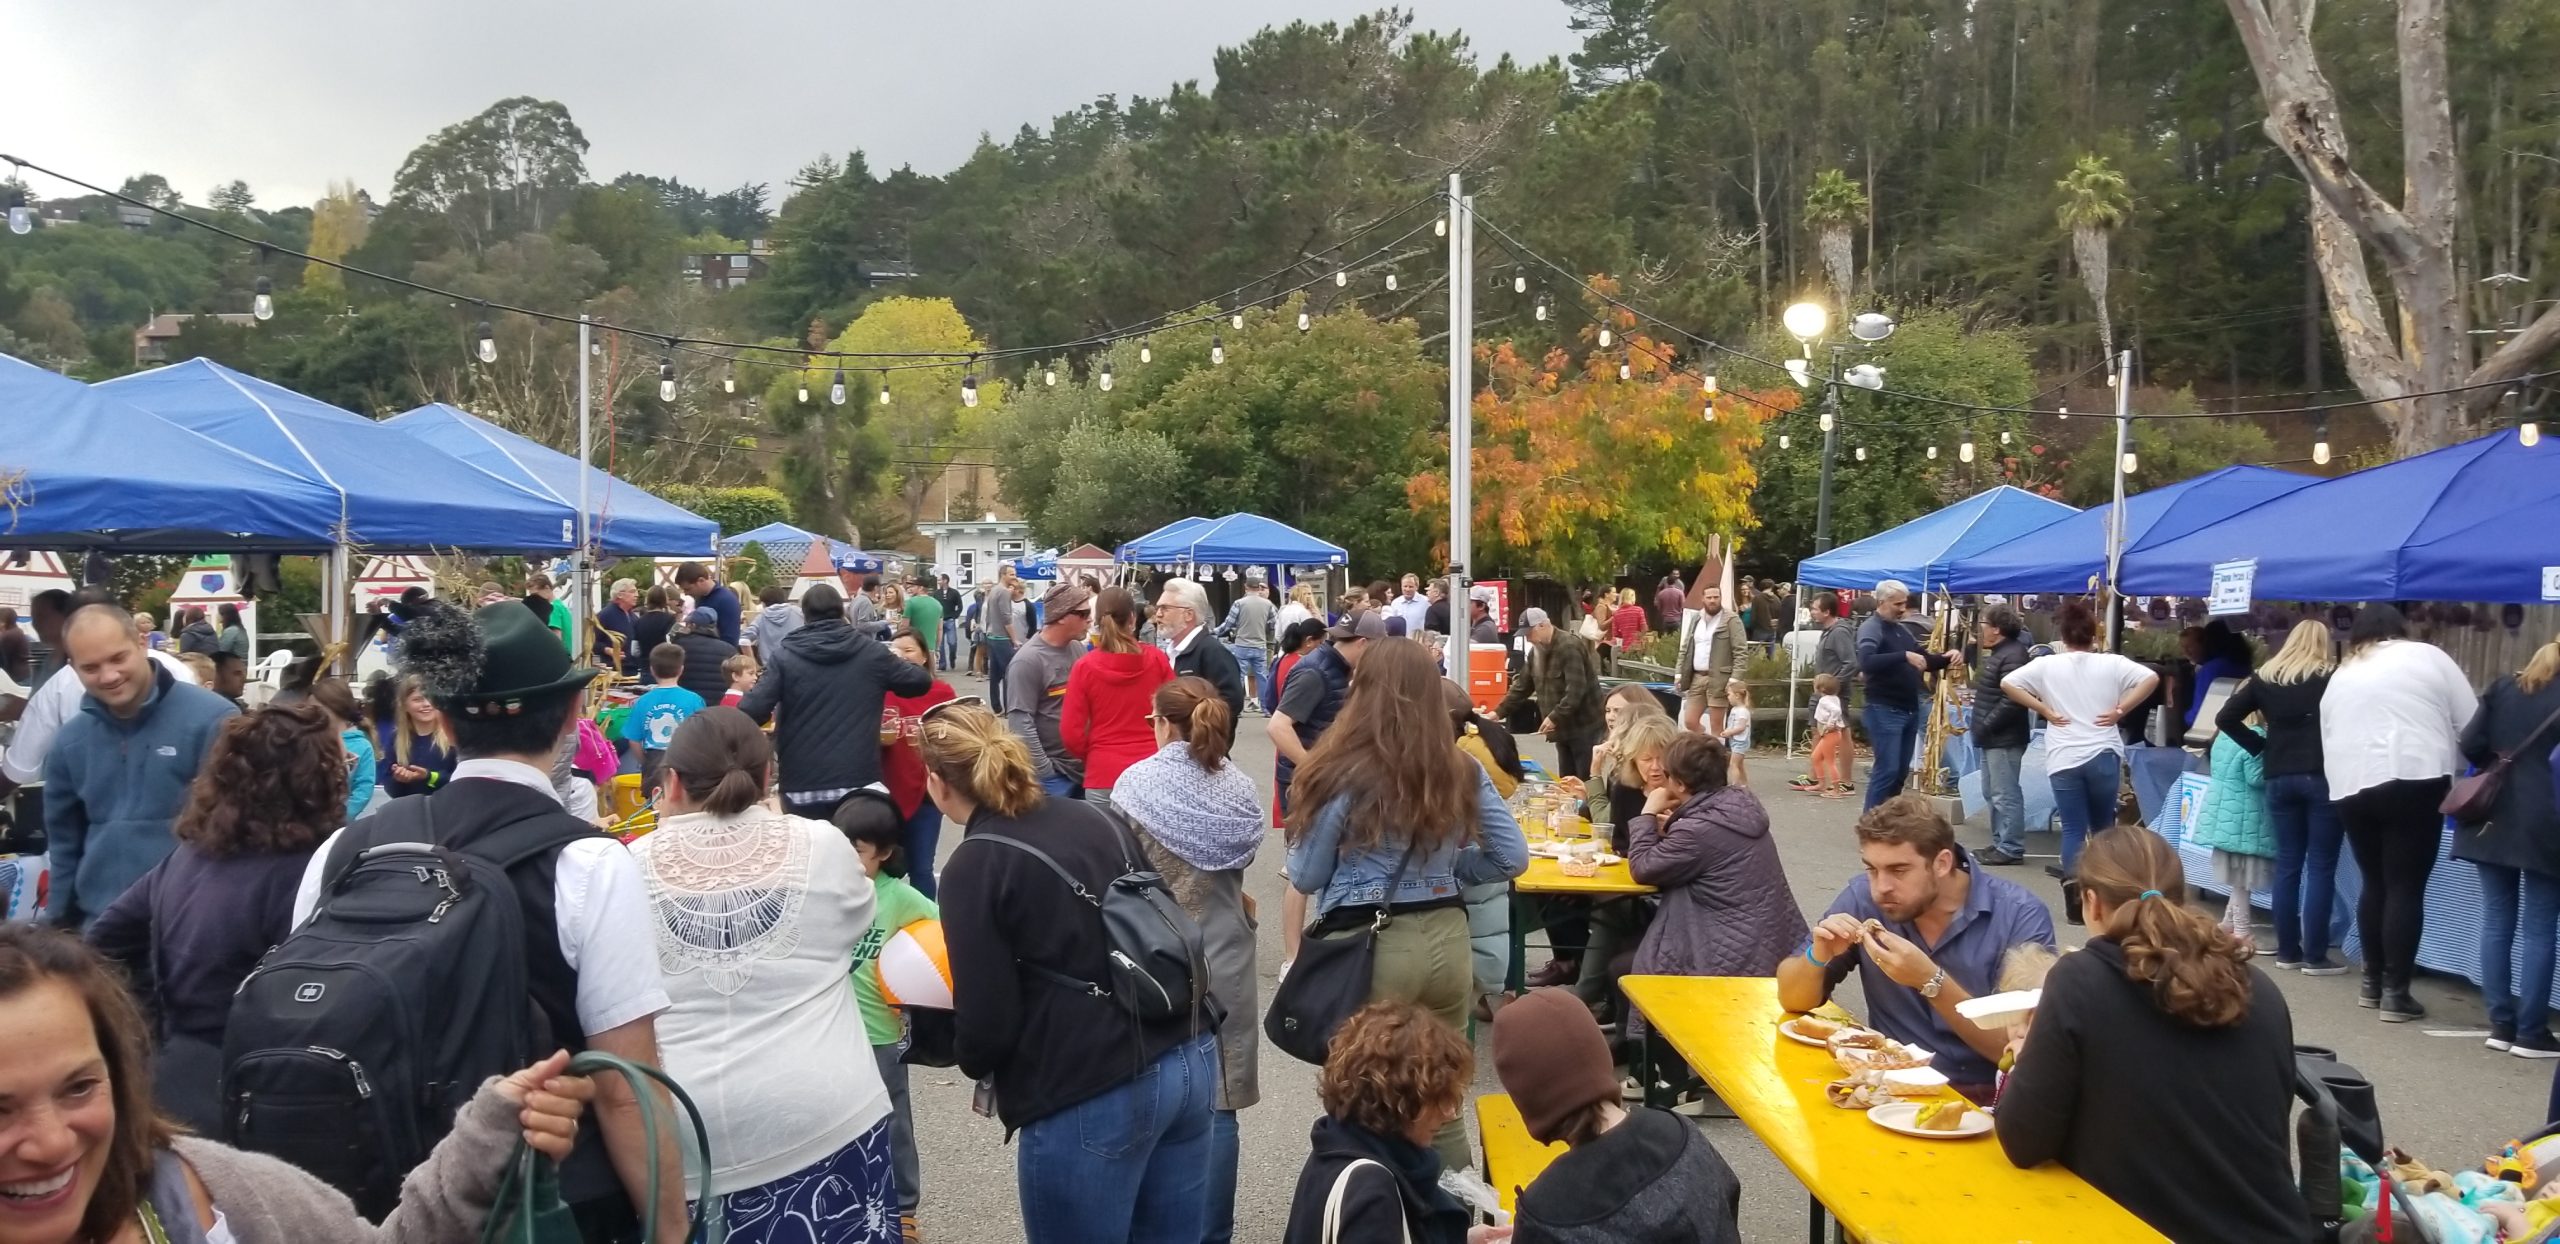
[573,313,593,659]
[2102,347,2134,649]
[1445,176,1473,652]
[1813,344,1845,554]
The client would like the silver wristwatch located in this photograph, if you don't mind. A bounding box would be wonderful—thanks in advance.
[1921,967,1946,999]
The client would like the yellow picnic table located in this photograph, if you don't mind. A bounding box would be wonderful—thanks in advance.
[1474,1093,1566,1217]
[1621,974,2167,1244]
[1505,842,1654,993]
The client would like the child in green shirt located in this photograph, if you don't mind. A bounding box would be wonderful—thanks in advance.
[835,789,937,1236]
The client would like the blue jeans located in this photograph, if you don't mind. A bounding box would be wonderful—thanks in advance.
[2048,751,2122,877]
[2479,863,2560,1038]
[1016,1034,1217,1244]
[941,619,960,669]
[1979,745,2027,856]
[1204,1108,1239,1244]
[1040,773,1076,798]
[1228,644,1268,709]
[1862,702,1918,810]
[904,802,944,900]
[2266,772,2348,963]
[984,638,1016,712]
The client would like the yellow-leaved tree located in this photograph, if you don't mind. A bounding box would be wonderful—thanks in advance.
[303,180,371,293]
[767,297,1002,546]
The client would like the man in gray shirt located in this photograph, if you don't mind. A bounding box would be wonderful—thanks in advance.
[980,567,1022,712]
[1005,581,1090,796]
[1217,579,1277,713]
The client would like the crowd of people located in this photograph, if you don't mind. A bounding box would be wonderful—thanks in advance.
[0,548,2551,1244]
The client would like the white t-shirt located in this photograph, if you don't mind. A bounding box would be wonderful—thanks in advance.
[2001,650,2156,775]
[2319,639,2478,800]
[1721,706,1752,752]
[291,759,670,1036]
[1814,694,1846,732]
[0,649,199,784]
[630,809,888,1197]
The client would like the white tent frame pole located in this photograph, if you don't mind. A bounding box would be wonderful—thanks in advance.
[1446,177,1473,675]
[2103,347,2132,650]
[572,312,594,661]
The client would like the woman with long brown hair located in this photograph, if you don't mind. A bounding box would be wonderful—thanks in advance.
[1284,637,1528,1169]
[923,701,1220,1242]
[1061,585,1174,808]
[0,923,593,1244]
[1996,827,2310,1243]
[86,701,347,1132]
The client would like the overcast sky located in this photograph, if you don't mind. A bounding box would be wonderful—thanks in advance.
[6,1,1581,210]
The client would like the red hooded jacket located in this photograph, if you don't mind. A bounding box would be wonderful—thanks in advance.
[1061,644,1174,790]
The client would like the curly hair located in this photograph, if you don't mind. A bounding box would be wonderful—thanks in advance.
[2079,825,2256,1028]
[174,700,348,858]
[1317,1001,1474,1140]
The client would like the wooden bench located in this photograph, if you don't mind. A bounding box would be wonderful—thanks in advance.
[1475,1093,1567,1216]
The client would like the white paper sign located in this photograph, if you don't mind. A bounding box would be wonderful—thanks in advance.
[2544,566,2560,602]
[2208,559,2256,616]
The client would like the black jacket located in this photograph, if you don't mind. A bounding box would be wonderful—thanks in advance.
[1969,637,2032,750]
[177,621,221,656]
[942,795,1207,1132]
[632,609,677,663]
[86,842,315,1045]
[2457,674,2560,878]
[2216,673,2330,780]
[595,603,641,675]
[1281,1116,1470,1244]
[1174,630,1247,720]
[1995,938,2312,1244]
[672,631,738,706]
[1513,1109,1741,1244]
[736,619,929,796]
[1856,615,1945,711]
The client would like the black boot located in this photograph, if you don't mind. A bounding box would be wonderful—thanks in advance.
[2061,879,2084,926]
[2356,970,2381,1009]
[2379,971,2424,1022]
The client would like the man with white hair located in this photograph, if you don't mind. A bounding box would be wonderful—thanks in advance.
[1856,579,1962,810]
[1497,607,1606,780]
[594,577,642,674]
[1156,577,1245,719]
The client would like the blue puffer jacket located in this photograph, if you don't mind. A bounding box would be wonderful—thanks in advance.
[2189,731,2275,859]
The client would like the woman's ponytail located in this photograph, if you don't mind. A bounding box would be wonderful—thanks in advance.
[2080,827,2255,1028]
[1155,677,1233,771]
[918,702,1042,817]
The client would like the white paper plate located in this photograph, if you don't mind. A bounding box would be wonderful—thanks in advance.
[1867,1101,1992,1139]
[1955,988,2042,1026]
[1779,1017,1869,1047]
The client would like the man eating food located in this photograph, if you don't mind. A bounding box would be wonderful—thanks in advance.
[1775,794,2056,1097]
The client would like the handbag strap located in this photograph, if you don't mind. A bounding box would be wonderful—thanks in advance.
[1321,1159,1412,1244]
[2494,698,2560,767]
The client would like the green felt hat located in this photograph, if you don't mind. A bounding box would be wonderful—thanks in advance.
[437,602,597,719]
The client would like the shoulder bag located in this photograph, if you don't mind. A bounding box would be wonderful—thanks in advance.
[1321,1159,1413,1244]
[482,1051,725,1244]
[2441,697,2560,826]
[1265,841,1418,1066]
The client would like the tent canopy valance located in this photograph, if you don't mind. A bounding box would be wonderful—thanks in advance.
[2121,427,2557,602]
[0,355,349,551]
[1795,485,2077,594]
[1942,466,2314,596]
[100,359,579,552]
[386,404,716,557]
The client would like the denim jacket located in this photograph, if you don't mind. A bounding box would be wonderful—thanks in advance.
[1286,768,1530,916]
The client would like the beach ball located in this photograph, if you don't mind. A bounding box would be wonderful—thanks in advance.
[877,919,952,1010]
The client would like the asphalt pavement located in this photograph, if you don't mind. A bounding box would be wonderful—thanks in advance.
[907,667,2540,1241]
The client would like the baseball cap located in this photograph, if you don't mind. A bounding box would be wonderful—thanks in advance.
[1326,610,1388,643]
[1518,607,1552,629]
[685,607,718,628]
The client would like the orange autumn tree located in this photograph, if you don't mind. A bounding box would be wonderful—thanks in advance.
[1410,310,1794,583]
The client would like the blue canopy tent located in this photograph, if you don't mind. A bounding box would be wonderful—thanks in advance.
[1942,466,2315,595]
[385,404,716,556]
[1121,513,1348,566]
[0,355,347,550]
[1115,516,1215,563]
[717,522,855,571]
[1795,486,2077,593]
[100,359,579,551]
[2122,426,2557,601]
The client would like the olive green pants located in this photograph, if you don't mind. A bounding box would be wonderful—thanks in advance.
[1316,903,1474,1170]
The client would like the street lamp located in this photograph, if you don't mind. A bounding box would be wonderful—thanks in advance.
[1786,302,1895,555]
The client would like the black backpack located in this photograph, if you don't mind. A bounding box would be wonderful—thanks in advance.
[220,795,590,1220]
[976,807,1215,1026]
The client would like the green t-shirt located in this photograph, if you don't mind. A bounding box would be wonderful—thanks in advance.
[851,873,941,1045]
[901,593,944,652]
[547,599,573,650]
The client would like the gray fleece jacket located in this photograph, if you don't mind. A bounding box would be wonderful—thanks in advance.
[169,1080,521,1243]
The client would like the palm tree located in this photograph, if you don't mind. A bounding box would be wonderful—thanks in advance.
[1802,170,1868,305]
[2055,155,2132,360]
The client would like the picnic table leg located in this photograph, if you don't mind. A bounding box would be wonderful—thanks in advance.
[1807,1193,1825,1244]
[1506,887,1530,995]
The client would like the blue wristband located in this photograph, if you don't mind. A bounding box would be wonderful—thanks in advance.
[1804,946,1829,968]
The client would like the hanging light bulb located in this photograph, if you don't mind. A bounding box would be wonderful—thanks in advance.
[658,353,677,402]
[4,185,28,235]
[961,374,980,408]
[591,338,603,357]
[2058,404,2070,420]
[2523,421,2543,448]
[1618,358,1632,381]
[1334,269,1348,288]
[2312,418,2331,465]
[1855,445,1868,462]
[1139,338,1152,364]
[1597,327,1613,348]
[2001,430,2013,445]
[1435,216,1447,237]
[1818,409,1835,433]
[1210,336,1225,365]
[1513,275,1527,294]
[1533,295,1549,323]
[1043,366,1056,387]
[1779,434,1791,450]
[1702,397,1716,422]
[1297,310,1311,333]
[2121,450,2139,473]
[1927,445,1938,460]
[1099,360,1114,391]
[829,367,848,406]
[474,320,496,364]
[1703,372,1718,396]
[1385,273,1398,291]
[1230,310,1244,330]
[254,276,276,322]
[1960,438,1977,464]
[878,372,891,405]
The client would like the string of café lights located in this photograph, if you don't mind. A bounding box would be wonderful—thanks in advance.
[7,155,2545,457]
